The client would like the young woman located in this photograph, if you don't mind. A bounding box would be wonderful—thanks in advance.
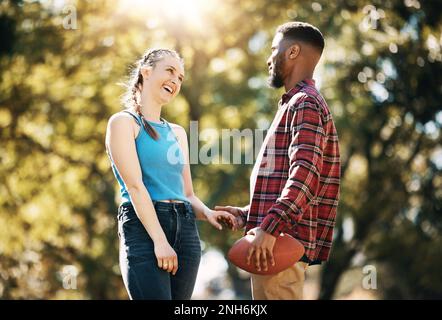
[105,48,236,300]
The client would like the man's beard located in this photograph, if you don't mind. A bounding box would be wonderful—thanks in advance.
[268,55,284,88]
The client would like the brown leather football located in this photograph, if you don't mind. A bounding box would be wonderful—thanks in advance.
[227,233,305,275]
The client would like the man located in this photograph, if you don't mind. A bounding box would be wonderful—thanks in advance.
[216,22,341,300]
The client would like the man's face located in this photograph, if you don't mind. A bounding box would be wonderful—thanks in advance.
[267,32,286,88]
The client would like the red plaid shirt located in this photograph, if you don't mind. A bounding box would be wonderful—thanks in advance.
[241,79,340,263]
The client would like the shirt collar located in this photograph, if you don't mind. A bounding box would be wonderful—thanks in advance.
[281,78,316,104]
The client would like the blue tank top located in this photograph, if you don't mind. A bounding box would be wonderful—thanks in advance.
[107,110,189,205]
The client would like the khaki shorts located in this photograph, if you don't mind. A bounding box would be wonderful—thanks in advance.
[251,261,309,300]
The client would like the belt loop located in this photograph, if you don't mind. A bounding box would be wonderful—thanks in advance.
[184,202,192,218]
[189,202,193,214]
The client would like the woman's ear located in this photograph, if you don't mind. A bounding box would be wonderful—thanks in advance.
[288,44,301,60]
[140,66,152,80]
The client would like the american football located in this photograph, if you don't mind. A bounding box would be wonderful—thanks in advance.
[227,233,305,275]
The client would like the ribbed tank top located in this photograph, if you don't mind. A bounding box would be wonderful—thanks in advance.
[107,110,189,205]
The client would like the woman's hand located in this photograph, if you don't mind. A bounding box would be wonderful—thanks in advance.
[204,209,237,231]
[154,240,178,275]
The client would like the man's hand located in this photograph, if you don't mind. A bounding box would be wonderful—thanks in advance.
[214,206,246,231]
[246,227,276,272]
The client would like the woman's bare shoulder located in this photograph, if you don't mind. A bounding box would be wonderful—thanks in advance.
[168,122,185,131]
[107,111,139,138]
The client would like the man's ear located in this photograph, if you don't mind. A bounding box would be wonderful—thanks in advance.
[287,43,301,60]
[140,66,152,80]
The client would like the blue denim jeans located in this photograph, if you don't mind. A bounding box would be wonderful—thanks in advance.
[117,201,202,300]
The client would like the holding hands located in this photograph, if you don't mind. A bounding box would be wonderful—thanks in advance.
[204,208,237,231]
[214,205,246,231]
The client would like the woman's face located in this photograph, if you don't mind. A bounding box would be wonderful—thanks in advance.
[142,55,185,105]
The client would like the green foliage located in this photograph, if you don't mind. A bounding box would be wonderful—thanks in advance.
[0,0,440,299]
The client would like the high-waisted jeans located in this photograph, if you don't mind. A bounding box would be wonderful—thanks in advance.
[117,201,202,300]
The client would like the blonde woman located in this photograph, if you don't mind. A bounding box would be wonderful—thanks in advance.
[105,49,236,300]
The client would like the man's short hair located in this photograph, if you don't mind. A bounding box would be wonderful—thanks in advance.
[276,21,325,54]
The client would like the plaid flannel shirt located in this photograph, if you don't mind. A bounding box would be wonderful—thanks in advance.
[241,79,340,263]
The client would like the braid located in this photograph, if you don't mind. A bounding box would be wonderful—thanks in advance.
[131,72,159,140]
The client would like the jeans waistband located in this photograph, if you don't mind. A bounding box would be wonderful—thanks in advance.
[153,200,193,212]
[120,201,193,213]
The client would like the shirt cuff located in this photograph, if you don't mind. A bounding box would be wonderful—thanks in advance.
[260,211,289,237]
[239,205,249,222]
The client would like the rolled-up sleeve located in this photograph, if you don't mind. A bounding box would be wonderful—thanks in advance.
[239,204,249,224]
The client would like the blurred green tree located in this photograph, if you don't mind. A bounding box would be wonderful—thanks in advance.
[0,0,440,299]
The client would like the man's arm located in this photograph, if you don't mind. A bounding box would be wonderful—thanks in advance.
[260,99,326,236]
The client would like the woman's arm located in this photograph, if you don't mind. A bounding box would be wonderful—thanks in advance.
[106,113,178,274]
[171,124,236,230]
